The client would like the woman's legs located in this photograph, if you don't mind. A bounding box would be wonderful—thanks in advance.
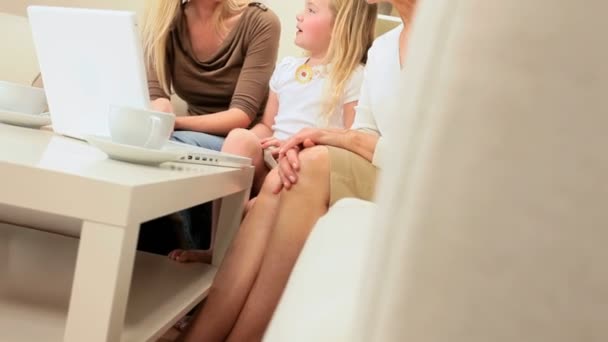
[180,169,284,342]
[171,130,225,151]
[225,146,331,341]
[169,129,268,263]
[169,130,225,254]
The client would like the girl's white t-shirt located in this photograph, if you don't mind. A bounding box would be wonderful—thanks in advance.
[269,56,364,141]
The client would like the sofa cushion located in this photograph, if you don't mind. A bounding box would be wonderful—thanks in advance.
[265,198,377,342]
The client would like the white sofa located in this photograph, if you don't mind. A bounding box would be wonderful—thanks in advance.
[265,0,608,341]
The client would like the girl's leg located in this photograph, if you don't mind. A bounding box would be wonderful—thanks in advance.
[244,197,257,217]
[208,129,270,258]
[226,146,331,341]
[180,169,284,342]
[221,128,270,195]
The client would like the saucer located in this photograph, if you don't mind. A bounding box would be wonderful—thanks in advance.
[0,110,51,128]
[85,135,180,165]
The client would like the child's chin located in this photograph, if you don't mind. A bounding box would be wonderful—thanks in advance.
[294,38,307,50]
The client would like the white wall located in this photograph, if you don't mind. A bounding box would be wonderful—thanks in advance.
[2,0,397,60]
[264,1,400,59]
[1,0,299,58]
[0,0,146,84]
[264,0,302,59]
[0,0,144,17]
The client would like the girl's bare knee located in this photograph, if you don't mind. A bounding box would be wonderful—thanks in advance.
[223,129,261,157]
[226,128,250,139]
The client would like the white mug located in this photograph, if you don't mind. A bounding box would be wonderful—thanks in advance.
[0,80,47,114]
[108,105,175,149]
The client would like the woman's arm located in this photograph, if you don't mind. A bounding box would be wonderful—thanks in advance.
[174,89,280,136]
[279,128,378,163]
[174,108,251,135]
[147,60,175,115]
[151,98,174,114]
[343,129,379,163]
[275,128,379,191]
[147,59,171,103]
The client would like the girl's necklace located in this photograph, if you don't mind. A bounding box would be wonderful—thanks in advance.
[295,60,314,84]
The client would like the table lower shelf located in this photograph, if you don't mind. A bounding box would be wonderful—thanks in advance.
[0,222,216,342]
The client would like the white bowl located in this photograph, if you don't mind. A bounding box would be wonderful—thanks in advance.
[0,80,47,115]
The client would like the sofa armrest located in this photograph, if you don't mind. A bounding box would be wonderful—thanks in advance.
[264,198,377,342]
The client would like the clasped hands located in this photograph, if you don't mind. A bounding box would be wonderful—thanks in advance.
[261,128,331,194]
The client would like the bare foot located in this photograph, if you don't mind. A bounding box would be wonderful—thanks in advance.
[168,249,213,263]
[173,315,191,332]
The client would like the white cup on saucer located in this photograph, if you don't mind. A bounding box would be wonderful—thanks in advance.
[0,80,47,114]
[108,105,175,150]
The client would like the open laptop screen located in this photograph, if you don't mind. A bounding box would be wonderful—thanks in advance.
[28,6,150,139]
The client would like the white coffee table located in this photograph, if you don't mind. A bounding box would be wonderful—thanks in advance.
[0,123,253,341]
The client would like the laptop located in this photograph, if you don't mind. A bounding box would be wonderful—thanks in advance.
[27,6,250,168]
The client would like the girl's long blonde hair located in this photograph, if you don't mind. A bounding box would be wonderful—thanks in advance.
[142,0,249,95]
[320,0,377,122]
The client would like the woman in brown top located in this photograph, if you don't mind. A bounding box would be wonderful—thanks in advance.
[143,0,280,150]
[137,0,279,255]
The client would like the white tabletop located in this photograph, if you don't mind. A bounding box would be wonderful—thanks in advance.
[0,124,253,227]
[0,123,241,186]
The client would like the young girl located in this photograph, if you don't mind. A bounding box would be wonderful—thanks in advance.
[168,0,378,263]
[219,0,378,195]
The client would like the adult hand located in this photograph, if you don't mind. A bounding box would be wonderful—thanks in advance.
[151,98,174,114]
[151,98,177,132]
[273,147,301,193]
[279,128,333,159]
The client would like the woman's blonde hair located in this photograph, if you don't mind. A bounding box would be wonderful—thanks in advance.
[142,0,249,95]
[320,0,377,122]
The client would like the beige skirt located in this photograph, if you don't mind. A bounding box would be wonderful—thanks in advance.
[327,146,378,206]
